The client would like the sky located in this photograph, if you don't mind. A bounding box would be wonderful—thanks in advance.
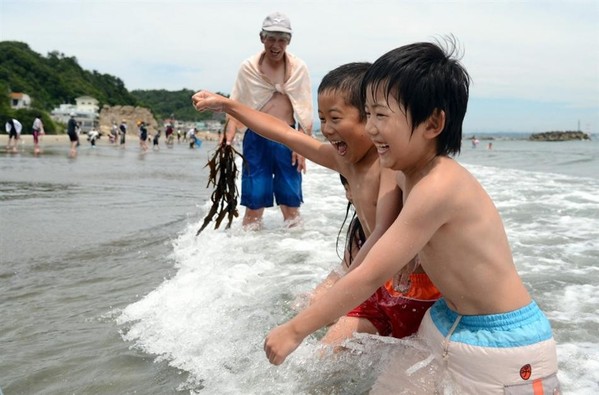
[1,0,598,134]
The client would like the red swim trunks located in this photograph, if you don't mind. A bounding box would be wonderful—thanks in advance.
[346,273,440,338]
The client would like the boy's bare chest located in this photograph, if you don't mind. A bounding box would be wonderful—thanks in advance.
[350,175,380,236]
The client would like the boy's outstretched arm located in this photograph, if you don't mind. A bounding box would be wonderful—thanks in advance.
[264,179,443,365]
[263,226,406,365]
[192,90,339,171]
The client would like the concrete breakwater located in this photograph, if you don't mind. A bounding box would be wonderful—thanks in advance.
[529,131,591,141]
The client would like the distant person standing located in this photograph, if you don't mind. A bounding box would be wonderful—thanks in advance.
[110,121,119,144]
[186,127,195,147]
[138,121,148,151]
[119,119,127,147]
[152,130,160,150]
[67,112,79,157]
[32,115,45,154]
[222,11,313,229]
[165,123,174,146]
[5,117,22,153]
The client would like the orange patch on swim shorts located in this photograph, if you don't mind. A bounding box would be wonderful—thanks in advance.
[520,363,532,380]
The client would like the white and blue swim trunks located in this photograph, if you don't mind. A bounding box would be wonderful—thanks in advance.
[418,298,560,394]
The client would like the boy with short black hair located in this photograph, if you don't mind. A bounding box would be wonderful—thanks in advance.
[193,62,440,346]
[261,40,560,393]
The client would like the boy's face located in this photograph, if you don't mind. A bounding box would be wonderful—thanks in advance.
[364,87,427,171]
[318,91,373,165]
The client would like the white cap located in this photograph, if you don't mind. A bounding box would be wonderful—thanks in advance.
[262,12,292,34]
[69,112,76,117]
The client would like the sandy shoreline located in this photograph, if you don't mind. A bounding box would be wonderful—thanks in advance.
[1,133,71,147]
[1,131,219,148]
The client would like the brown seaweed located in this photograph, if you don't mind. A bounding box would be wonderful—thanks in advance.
[196,127,244,235]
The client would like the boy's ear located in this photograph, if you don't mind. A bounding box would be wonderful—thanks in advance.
[424,109,445,139]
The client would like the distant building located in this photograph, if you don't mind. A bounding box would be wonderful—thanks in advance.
[51,96,99,131]
[196,120,223,132]
[75,96,99,113]
[9,92,31,109]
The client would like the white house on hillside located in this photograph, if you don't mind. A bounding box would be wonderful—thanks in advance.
[51,96,99,131]
[75,96,99,113]
[9,92,31,109]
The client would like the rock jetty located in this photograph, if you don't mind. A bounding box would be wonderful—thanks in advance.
[99,105,159,135]
[529,131,591,141]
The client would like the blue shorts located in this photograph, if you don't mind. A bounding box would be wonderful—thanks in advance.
[417,298,560,393]
[240,128,302,210]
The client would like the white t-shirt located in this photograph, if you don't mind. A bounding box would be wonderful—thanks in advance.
[33,118,44,133]
[5,119,22,134]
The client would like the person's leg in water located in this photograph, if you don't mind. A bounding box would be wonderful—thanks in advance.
[272,138,303,227]
[242,207,265,229]
[240,130,271,230]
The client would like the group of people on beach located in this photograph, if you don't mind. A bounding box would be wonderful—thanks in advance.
[4,115,46,155]
[191,11,560,394]
[4,112,200,158]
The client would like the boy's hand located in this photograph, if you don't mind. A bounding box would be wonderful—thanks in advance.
[192,91,226,112]
[264,323,303,365]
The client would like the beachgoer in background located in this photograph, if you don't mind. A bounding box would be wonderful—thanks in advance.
[262,41,560,394]
[471,135,480,148]
[165,124,174,146]
[153,130,160,150]
[5,117,22,153]
[87,130,99,147]
[193,62,439,346]
[220,11,313,229]
[32,115,45,154]
[187,127,196,148]
[119,120,127,147]
[138,121,148,152]
[67,112,79,157]
[110,121,118,144]
[177,129,182,143]
[488,142,493,150]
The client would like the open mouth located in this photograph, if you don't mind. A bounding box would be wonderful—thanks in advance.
[330,140,348,155]
[376,143,389,154]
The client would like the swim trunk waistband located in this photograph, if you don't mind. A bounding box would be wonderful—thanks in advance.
[430,298,554,347]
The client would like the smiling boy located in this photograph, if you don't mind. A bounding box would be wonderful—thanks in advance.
[261,41,560,394]
[192,62,440,345]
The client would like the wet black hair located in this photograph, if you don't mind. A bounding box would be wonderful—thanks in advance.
[336,174,365,267]
[361,37,470,156]
[318,62,372,122]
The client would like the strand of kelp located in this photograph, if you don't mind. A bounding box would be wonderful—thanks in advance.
[196,127,244,235]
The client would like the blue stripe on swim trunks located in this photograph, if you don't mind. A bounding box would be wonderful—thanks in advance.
[429,298,553,347]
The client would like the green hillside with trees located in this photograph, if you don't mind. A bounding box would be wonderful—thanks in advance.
[131,88,225,122]
[0,41,217,133]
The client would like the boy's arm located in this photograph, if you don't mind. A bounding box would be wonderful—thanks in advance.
[264,215,420,365]
[264,176,446,365]
[192,90,339,171]
[308,170,400,306]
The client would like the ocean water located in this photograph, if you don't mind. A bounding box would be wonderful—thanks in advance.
[1,137,598,394]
